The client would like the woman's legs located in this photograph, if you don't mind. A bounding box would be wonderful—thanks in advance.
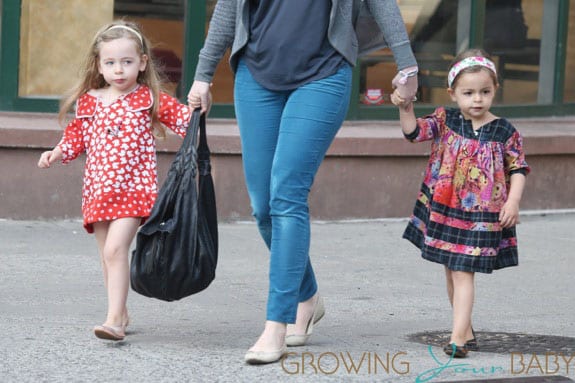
[234,61,283,249]
[266,67,351,324]
[235,63,290,353]
[93,217,140,334]
[445,268,475,346]
[235,62,351,354]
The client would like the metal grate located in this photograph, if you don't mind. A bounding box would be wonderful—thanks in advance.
[408,330,575,354]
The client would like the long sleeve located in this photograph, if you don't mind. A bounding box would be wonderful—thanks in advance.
[505,129,530,177]
[57,118,85,164]
[365,0,417,69]
[405,107,446,143]
[157,92,192,138]
[194,0,237,82]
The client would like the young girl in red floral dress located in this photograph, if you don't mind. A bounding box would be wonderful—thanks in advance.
[38,20,192,341]
[391,49,530,358]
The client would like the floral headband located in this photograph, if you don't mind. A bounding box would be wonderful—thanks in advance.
[448,56,497,87]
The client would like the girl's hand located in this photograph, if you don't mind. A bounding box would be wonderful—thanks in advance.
[390,89,405,106]
[390,89,413,112]
[38,147,62,169]
[187,81,213,115]
[499,199,520,228]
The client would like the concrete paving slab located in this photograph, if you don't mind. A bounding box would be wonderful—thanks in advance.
[0,213,574,382]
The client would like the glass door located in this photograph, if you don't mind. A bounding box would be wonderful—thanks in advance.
[18,0,186,100]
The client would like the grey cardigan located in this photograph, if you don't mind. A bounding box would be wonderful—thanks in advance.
[194,0,417,83]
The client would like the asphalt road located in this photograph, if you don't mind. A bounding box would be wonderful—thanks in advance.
[1,213,574,382]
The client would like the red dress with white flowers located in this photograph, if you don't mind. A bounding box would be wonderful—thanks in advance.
[57,85,191,233]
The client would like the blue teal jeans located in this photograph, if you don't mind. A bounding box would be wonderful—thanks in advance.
[234,60,352,323]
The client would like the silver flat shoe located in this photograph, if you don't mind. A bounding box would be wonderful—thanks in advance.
[244,345,287,365]
[285,295,325,347]
[93,325,125,341]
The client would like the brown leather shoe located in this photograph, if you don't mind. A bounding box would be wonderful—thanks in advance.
[465,328,478,351]
[443,343,468,358]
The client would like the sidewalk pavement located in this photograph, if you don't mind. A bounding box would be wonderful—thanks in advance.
[0,212,574,383]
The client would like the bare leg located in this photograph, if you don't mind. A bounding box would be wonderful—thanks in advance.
[286,293,319,336]
[444,267,454,306]
[445,267,474,342]
[94,223,109,290]
[93,218,139,331]
[449,270,475,346]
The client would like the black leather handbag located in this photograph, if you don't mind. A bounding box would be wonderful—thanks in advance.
[130,109,218,301]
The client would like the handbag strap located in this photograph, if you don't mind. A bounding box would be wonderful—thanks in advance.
[179,109,210,170]
[197,112,208,154]
[197,112,211,175]
[185,109,209,153]
[181,108,201,156]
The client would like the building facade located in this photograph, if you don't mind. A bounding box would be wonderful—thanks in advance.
[1,0,574,117]
[1,0,574,221]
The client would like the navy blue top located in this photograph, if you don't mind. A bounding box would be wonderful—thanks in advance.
[243,0,345,91]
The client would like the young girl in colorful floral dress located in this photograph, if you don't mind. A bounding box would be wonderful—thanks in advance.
[37,20,192,341]
[391,49,530,358]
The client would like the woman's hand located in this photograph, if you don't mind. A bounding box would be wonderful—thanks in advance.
[37,147,63,169]
[392,66,418,107]
[187,81,213,115]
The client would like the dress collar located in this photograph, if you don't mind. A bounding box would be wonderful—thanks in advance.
[75,85,153,118]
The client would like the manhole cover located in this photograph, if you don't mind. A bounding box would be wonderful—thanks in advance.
[408,331,575,354]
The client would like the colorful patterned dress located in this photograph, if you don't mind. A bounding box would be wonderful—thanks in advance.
[57,85,191,233]
[403,107,530,273]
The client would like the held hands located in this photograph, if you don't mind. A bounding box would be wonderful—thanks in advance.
[392,66,418,108]
[390,89,413,112]
[499,199,520,228]
[187,81,213,115]
[37,147,63,169]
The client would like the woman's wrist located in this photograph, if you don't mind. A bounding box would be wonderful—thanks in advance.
[399,66,419,76]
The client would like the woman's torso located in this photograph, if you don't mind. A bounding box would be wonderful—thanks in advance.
[195,0,416,83]
[242,0,344,90]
